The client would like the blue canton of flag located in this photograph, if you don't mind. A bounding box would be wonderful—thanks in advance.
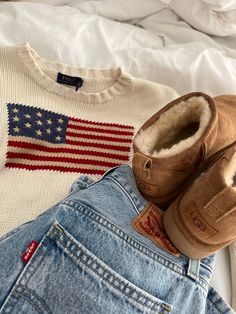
[7,103,68,144]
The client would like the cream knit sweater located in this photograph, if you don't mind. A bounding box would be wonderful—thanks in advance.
[0,43,179,236]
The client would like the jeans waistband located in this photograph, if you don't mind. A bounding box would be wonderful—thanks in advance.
[67,165,215,288]
[105,166,214,270]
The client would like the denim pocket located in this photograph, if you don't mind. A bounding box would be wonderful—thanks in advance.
[0,222,173,314]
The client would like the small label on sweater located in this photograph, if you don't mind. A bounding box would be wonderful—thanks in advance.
[132,202,180,256]
[21,240,39,263]
[57,72,83,91]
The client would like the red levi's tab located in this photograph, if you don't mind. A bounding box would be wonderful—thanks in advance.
[21,240,39,263]
[132,202,180,257]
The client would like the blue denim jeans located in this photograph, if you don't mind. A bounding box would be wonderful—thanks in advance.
[0,165,234,314]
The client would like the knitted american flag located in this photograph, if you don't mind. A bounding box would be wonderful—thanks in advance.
[6,103,134,175]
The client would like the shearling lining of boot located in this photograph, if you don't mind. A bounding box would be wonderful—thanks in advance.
[224,152,236,188]
[135,96,211,158]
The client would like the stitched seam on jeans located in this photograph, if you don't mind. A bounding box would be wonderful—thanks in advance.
[2,230,55,313]
[18,241,52,288]
[105,176,144,212]
[52,226,171,313]
[12,284,51,313]
[77,205,184,276]
[54,240,164,313]
[106,177,140,215]
[63,199,209,292]
[63,199,185,274]
[69,201,185,275]
[0,292,18,314]
[200,261,213,274]
[2,241,53,314]
[206,296,226,314]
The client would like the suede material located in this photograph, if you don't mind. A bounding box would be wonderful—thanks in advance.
[132,92,236,207]
[206,95,236,158]
[163,145,236,258]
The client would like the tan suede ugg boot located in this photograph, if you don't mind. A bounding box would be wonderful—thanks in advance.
[132,92,236,207]
[163,144,236,259]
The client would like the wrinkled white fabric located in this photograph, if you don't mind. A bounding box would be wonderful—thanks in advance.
[169,0,236,36]
[14,0,236,36]
[201,0,236,11]
[1,0,236,308]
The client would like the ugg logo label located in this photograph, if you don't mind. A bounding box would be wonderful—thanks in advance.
[185,202,217,239]
[138,182,151,191]
[136,178,159,196]
[190,212,207,232]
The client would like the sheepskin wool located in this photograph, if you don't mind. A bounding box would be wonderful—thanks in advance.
[0,43,179,236]
[135,96,212,158]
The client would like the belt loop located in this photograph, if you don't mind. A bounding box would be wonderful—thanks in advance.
[187,258,200,281]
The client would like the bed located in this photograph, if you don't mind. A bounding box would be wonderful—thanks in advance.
[0,0,235,310]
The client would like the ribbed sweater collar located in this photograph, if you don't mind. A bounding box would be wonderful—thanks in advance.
[17,42,134,103]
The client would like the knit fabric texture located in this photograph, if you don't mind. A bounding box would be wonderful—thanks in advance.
[0,43,179,236]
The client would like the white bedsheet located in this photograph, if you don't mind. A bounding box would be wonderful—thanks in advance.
[0,0,236,308]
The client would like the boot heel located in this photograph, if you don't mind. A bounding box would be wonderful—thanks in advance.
[163,206,202,259]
